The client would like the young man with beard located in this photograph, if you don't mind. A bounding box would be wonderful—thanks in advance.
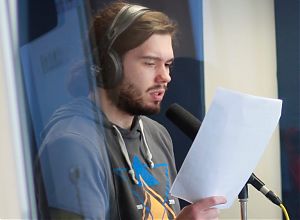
[38,1,226,219]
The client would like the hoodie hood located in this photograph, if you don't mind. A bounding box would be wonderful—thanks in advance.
[40,96,141,140]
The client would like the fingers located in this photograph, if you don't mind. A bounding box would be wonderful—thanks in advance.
[175,196,227,220]
[193,196,227,210]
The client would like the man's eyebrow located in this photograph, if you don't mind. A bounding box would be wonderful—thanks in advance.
[140,56,174,63]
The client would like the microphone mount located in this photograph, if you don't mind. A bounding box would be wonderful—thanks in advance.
[247,173,282,206]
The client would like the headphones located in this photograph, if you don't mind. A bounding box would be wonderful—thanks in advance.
[98,4,150,88]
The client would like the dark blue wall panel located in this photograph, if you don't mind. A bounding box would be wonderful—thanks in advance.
[275,0,300,218]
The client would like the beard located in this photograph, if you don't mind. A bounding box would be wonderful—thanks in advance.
[107,81,164,116]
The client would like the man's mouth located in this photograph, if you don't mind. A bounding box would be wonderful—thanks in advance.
[149,88,165,101]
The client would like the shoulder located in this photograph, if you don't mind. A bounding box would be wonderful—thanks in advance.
[43,115,105,148]
[39,115,108,168]
[38,115,111,182]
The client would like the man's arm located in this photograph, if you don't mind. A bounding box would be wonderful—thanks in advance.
[38,134,111,220]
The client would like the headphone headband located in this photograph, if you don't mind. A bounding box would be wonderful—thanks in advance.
[106,4,150,50]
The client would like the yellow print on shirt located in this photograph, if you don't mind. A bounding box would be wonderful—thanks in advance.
[139,176,176,220]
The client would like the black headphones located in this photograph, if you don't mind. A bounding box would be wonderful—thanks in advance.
[98,4,150,88]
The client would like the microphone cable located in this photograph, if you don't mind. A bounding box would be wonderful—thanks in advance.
[280,204,290,220]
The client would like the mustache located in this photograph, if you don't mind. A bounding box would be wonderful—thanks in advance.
[146,84,168,92]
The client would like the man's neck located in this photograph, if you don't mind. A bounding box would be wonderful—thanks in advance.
[90,89,134,129]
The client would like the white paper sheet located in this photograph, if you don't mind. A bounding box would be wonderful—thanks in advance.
[170,87,282,209]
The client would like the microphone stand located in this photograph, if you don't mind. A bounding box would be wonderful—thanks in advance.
[238,184,248,220]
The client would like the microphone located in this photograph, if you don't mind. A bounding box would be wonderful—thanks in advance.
[165,103,282,206]
[247,173,282,206]
[165,103,201,140]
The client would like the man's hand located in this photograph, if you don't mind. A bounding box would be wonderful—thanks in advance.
[175,196,227,220]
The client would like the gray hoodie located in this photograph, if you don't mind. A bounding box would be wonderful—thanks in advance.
[38,97,180,220]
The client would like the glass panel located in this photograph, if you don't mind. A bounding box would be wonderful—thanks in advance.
[19,0,113,219]
[18,0,203,219]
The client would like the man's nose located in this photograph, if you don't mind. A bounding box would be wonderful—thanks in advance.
[156,65,171,83]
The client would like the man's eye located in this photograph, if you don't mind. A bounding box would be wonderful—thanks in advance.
[166,63,173,69]
[145,62,155,66]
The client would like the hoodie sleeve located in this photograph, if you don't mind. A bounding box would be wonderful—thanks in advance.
[38,132,112,220]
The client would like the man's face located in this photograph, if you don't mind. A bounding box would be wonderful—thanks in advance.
[109,34,174,116]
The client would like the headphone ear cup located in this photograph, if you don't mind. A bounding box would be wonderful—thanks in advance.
[109,49,123,86]
[100,49,123,88]
[96,4,149,88]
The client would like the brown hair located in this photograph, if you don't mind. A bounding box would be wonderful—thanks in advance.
[89,1,177,87]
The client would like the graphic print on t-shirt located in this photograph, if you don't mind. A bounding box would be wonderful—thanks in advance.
[113,155,176,219]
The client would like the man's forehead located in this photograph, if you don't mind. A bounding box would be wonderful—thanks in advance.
[132,34,174,58]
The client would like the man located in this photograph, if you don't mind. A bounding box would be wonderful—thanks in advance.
[38,1,226,219]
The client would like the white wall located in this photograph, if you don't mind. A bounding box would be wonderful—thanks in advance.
[0,0,32,218]
[203,0,282,219]
[0,63,22,219]
[0,29,23,220]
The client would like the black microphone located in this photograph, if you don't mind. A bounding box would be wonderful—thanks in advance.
[165,103,201,140]
[165,103,283,206]
[247,173,282,206]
